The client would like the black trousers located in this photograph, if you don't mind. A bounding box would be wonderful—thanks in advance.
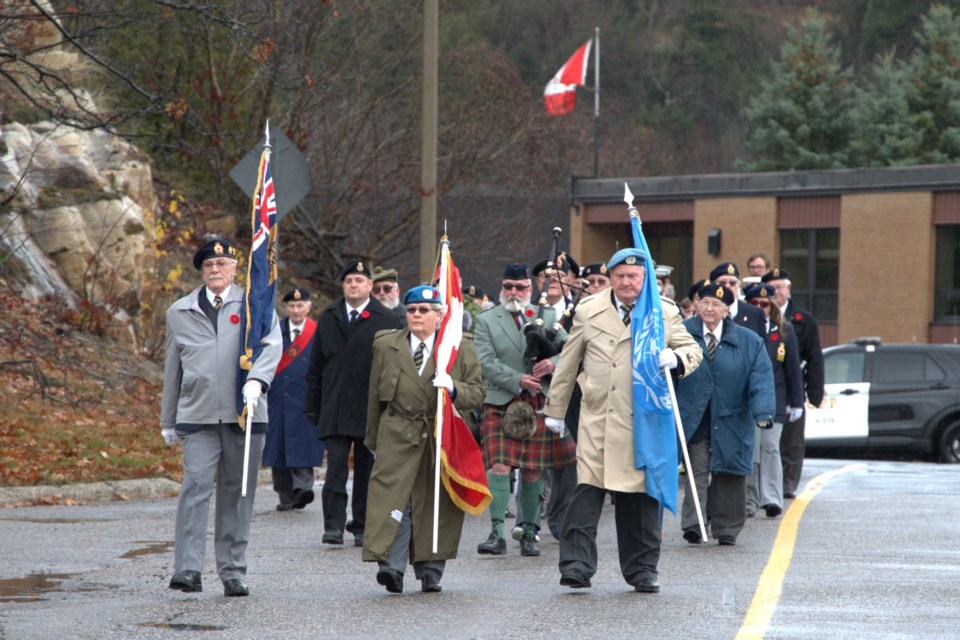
[780,411,806,495]
[559,483,661,586]
[321,435,373,534]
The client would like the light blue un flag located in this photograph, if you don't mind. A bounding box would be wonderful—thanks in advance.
[628,212,678,515]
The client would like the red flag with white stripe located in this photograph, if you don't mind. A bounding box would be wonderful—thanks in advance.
[544,39,592,115]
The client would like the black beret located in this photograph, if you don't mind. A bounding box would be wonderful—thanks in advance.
[462,285,486,299]
[282,288,310,302]
[503,262,529,280]
[744,283,775,301]
[340,259,373,281]
[531,258,569,277]
[193,238,237,270]
[561,253,580,279]
[761,268,791,283]
[687,278,707,301]
[709,262,740,281]
[698,282,736,306]
[581,262,608,278]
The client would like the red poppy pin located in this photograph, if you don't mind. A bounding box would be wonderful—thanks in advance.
[360,310,370,320]
[770,333,779,342]
[525,309,534,317]
[794,312,802,321]
[230,314,240,324]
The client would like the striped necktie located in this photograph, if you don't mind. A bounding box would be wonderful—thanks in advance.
[213,295,222,309]
[706,333,717,362]
[413,342,426,372]
[621,303,635,326]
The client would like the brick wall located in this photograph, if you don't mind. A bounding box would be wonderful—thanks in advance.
[693,197,778,281]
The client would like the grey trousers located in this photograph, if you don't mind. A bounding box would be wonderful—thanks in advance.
[379,500,445,580]
[680,438,711,534]
[781,411,806,495]
[747,422,784,512]
[174,424,264,582]
[271,467,315,505]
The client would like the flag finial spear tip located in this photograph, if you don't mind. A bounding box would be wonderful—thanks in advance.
[264,120,272,150]
[623,182,634,207]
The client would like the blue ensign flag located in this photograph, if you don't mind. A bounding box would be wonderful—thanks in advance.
[628,211,678,515]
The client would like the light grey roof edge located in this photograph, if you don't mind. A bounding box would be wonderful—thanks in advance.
[574,164,960,203]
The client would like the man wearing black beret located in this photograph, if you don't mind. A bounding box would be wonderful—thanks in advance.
[710,262,766,339]
[304,260,403,547]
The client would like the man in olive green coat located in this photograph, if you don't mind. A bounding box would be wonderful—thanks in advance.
[362,286,485,594]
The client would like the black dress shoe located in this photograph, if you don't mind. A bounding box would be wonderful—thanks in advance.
[353,532,365,547]
[559,571,591,589]
[292,488,314,510]
[718,536,737,546]
[477,530,506,555]
[169,570,202,592]
[421,573,442,593]
[634,577,660,593]
[322,530,344,545]
[376,569,403,594]
[682,528,703,544]
[764,504,783,518]
[276,502,294,511]
[519,534,540,557]
[223,578,249,597]
[783,491,797,499]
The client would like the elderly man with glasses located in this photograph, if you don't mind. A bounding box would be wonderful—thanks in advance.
[710,262,766,339]
[472,262,576,558]
[372,266,407,326]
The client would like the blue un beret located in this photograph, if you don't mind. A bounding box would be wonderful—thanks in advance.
[403,285,440,306]
[606,248,648,271]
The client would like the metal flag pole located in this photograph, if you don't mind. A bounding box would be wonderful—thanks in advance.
[432,235,450,553]
[623,183,706,541]
[593,26,600,177]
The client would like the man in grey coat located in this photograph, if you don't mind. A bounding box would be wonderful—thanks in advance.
[160,237,282,597]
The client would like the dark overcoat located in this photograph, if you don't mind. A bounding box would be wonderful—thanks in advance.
[783,300,825,406]
[263,317,326,468]
[362,330,484,562]
[303,297,403,439]
[765,321,805,423]
[677,316,775,476]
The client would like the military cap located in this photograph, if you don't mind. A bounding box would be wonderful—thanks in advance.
[688,278,708,301]
[744,283,775,301]
[282,288,310,303]
[372,266,398,283]
[532,257,570,277]
[655,264,674,280]
[503,262,530,280]
[709,262,740,281]
[193,237,237,270]
[580,262,608,278]
[561,253,580,279]
[462,284,486,299]
[403,285,440,306]
[607,248,647,271]
[698,282,735,306]
[340,259,373,281]
[761,268,791,283]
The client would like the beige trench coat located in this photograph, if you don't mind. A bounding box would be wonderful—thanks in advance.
[545,293,701,493]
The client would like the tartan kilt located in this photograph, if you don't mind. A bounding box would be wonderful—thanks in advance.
[481,393,576,470]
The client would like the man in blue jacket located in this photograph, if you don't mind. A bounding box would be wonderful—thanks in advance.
[677,283,775,546]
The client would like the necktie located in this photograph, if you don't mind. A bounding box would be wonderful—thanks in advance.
[349,310,359,323]
[512,313,522,329]
[293,328,301,338]
[621,303,635,326]
[706,333,717,362]
[413,342,425,372]
[213,295,222,309]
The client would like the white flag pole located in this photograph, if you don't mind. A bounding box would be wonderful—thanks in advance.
[432,239,450,553]
[664,371,707,542]
[241,402,254,498]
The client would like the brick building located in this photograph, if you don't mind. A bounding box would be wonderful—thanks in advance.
[567,165,960,347]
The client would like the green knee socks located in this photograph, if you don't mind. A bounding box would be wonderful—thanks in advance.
[520,478,544,536]
[487,472,510,537]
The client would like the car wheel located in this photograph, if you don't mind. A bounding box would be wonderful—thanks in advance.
[938,420,960,463]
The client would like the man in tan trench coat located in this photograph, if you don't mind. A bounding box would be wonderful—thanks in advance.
[544,248,702,594]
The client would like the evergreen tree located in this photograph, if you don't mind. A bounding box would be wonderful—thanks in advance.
[739,10,856,171]
[849,52,921,166]
[902,4,960,163]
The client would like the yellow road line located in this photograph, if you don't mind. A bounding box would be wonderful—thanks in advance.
[735,463,865,640]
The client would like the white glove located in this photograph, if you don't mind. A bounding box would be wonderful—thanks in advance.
[433,372,454,394]
[757,419,773,430]
[161,428,179,446]
[787,406,804,422]
[544,417,565,435]
[658,348,678,370]
[242,379,262,410]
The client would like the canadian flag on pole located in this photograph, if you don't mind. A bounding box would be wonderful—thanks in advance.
[544,39,593,115]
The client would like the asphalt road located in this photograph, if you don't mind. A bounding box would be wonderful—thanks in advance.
[0,458,957,640]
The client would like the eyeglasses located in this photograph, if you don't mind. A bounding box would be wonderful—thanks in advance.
[406,306,435,315]
[202,259,234,270]
[699,299,726,310]
[749,299,771,308]
[373,284,396,293]
[714,278,739,288]
[502,283,530,291]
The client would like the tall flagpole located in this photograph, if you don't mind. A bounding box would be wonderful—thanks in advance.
[593,26,600,177]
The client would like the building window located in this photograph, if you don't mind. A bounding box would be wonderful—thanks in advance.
[934,225,960,321]
[779,229,839,321]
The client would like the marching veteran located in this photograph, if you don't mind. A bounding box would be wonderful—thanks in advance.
[544,248,701,594]
[160,237,282,597]
[363,286,484,594]
[262,288,325,511]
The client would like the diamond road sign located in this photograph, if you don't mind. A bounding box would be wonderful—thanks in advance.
[229,126,311,221]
